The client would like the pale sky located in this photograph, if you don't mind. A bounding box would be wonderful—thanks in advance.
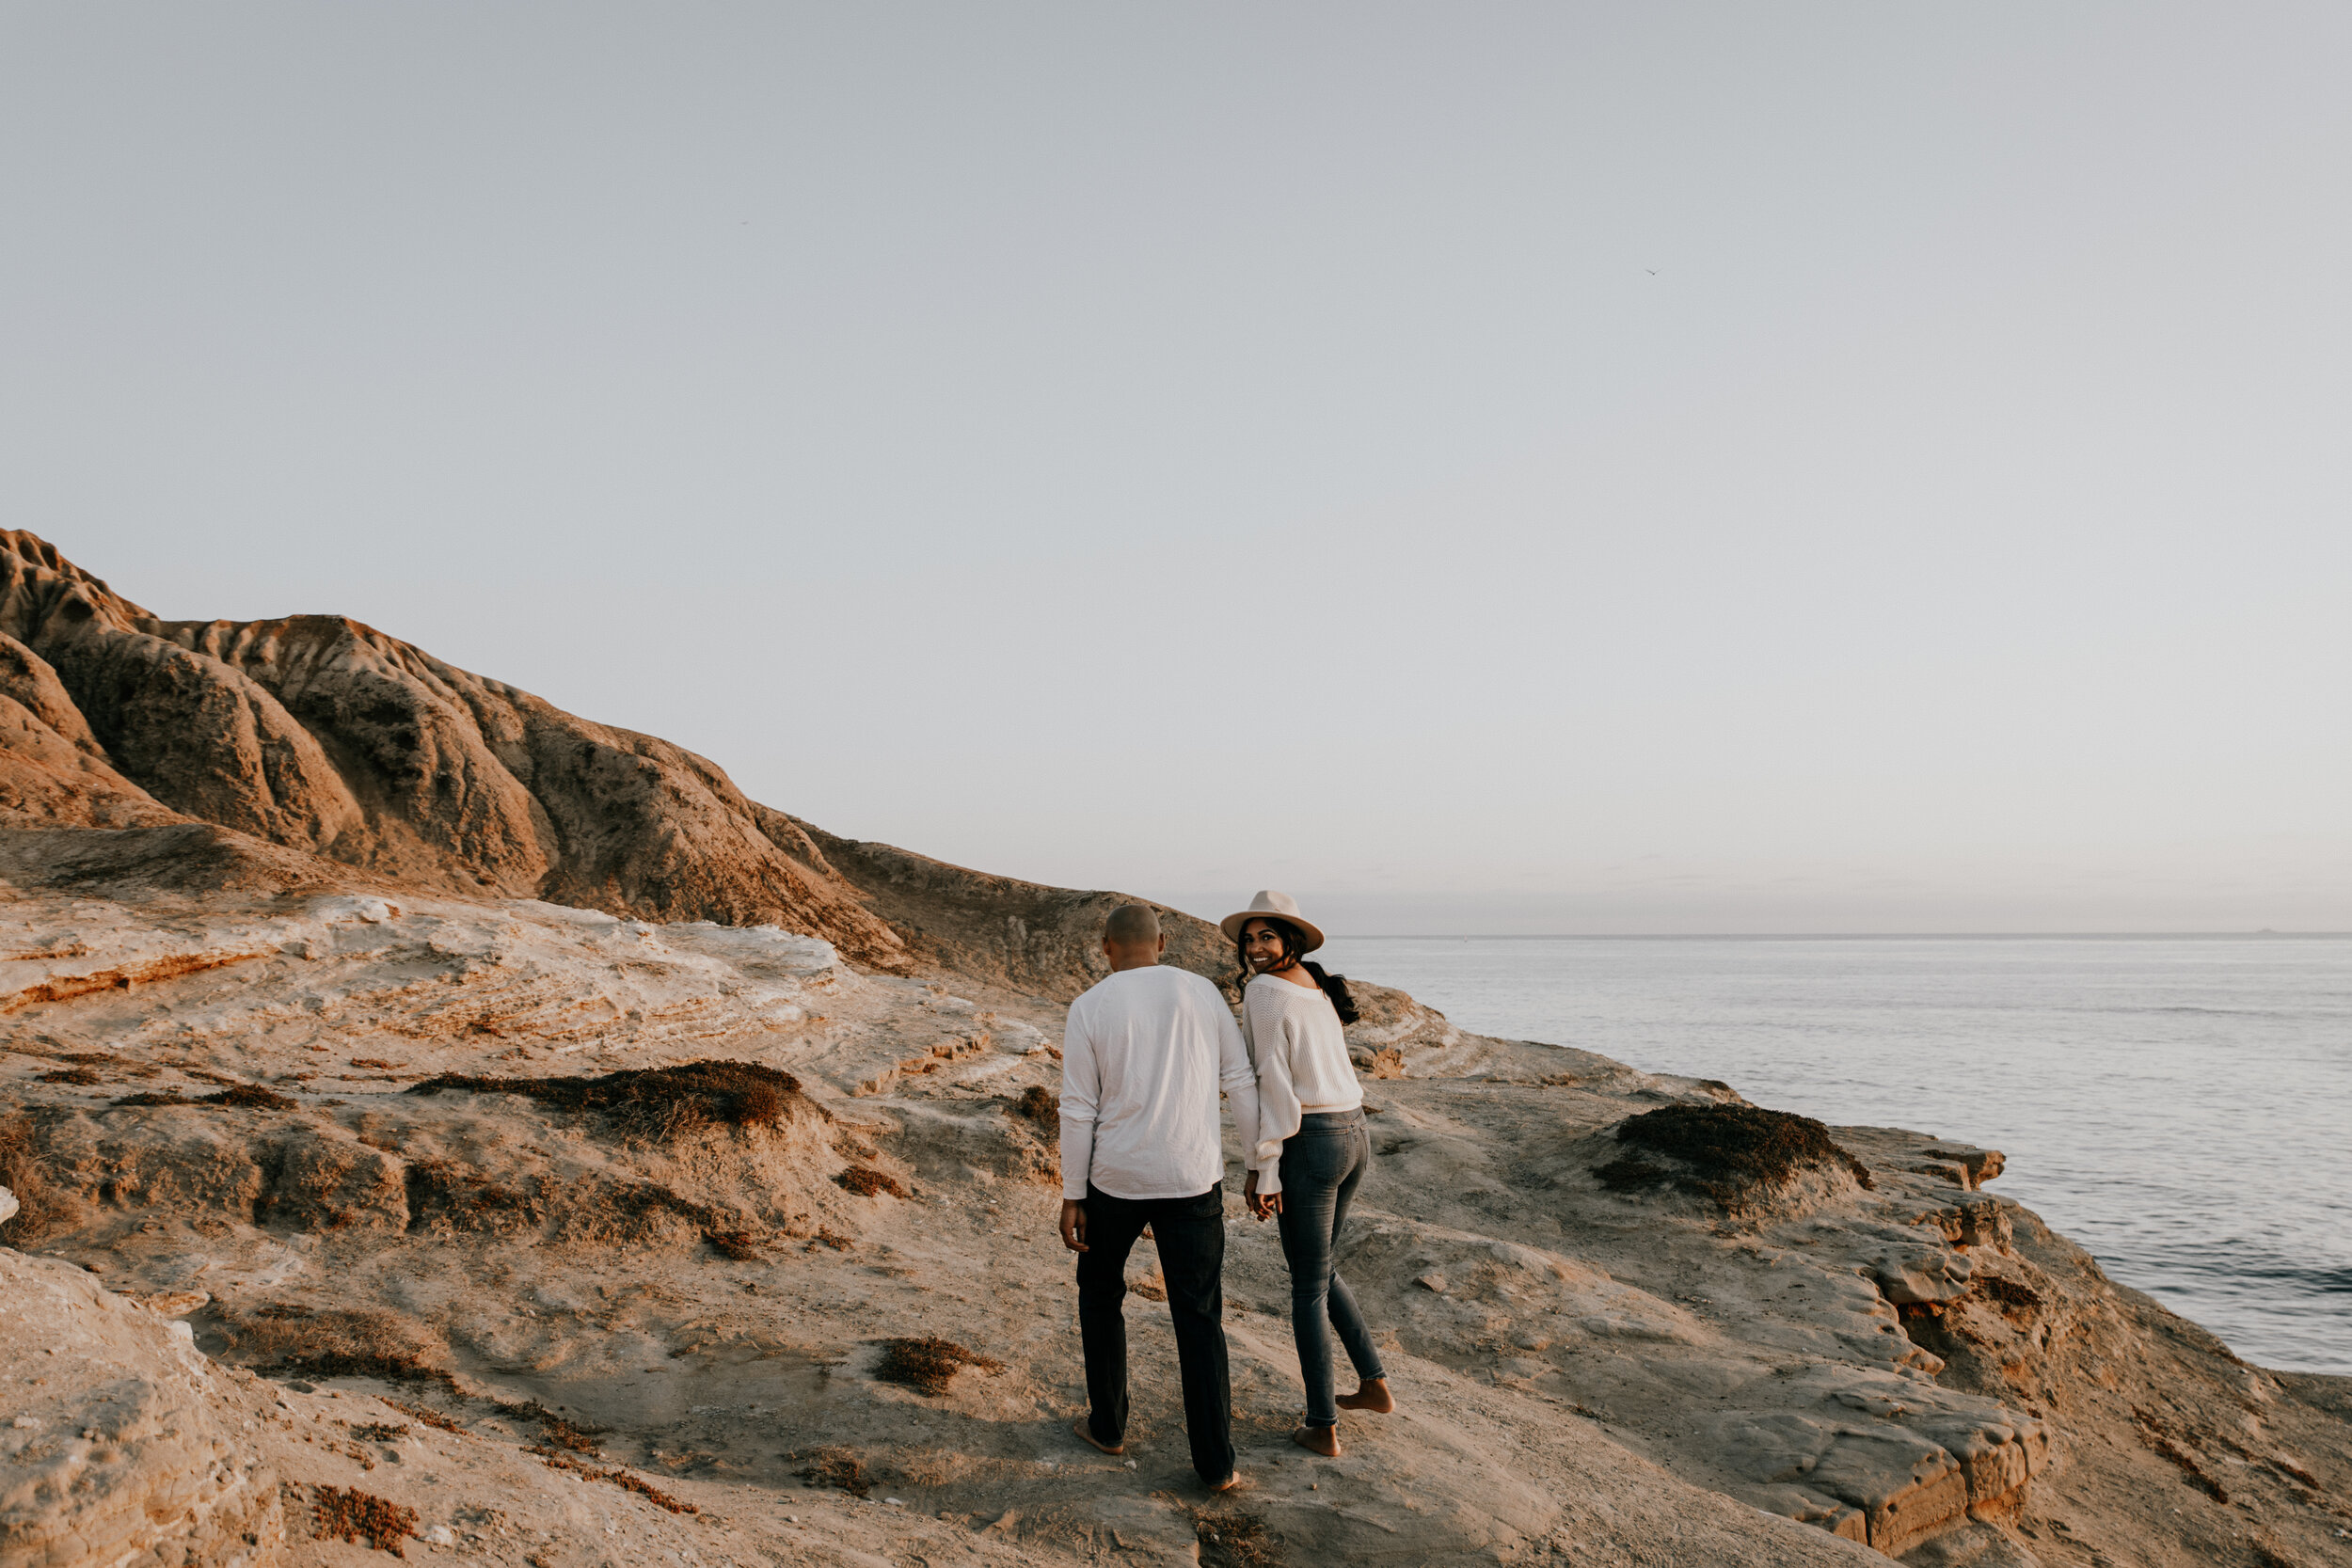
[3,5,2346,933]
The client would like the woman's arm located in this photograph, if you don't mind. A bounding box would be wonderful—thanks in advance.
[1246,982,1303,1195]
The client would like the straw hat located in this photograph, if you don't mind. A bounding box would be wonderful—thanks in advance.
[1219,890,1326,954]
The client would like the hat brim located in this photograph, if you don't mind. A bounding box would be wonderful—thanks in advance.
[1219,910,1326,954]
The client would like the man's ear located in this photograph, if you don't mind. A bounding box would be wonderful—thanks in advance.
[1155,933,1168,955]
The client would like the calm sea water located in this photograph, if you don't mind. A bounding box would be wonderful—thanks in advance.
[1317,935,2352,1375]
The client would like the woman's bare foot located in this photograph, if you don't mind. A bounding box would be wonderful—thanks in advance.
[1336,1378,1394,1414]
[1292,1423,1342,1457]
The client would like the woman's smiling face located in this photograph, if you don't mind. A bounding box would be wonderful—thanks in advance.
[1241,918,1293,973]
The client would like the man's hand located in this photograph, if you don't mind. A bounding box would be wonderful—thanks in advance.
[1059,1199,1089,1252]
[1244,1170,1281,1221]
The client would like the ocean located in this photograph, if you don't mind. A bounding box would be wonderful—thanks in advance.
[1316,934,2352,1375]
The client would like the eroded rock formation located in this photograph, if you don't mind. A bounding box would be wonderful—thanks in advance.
[0,532,910,969]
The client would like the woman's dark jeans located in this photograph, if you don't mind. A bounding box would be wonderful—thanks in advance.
[1276,1110,1387,1427]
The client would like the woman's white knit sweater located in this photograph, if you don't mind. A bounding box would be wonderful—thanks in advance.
[1241,972,1363,1195]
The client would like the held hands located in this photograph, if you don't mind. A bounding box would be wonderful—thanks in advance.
[1058,1198,1089,1252]
[1244,1170,1281,1221]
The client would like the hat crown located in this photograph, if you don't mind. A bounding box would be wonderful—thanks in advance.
[1245,889,1303,920]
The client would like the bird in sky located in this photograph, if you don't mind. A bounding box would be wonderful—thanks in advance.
[1645,268,1661,276]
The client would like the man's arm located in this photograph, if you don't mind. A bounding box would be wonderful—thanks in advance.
[1215,996,1262,1182]
[1057,1003,1099,1250]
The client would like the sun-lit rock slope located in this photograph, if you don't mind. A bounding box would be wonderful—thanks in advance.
[0,531,909,969]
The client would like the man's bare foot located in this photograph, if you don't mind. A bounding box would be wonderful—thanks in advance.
[1207,1472,1244,1494]
[1337,1378,1394,1414]
[1072,1418,1124,1456]
[1292,1423,1341,1457]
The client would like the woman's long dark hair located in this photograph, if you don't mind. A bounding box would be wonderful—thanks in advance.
[1235,917,1359,1025]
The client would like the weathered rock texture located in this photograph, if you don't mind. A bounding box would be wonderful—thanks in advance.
[1,883,2345,1567]
[0,532,912,969]
[0,1247,282,1567]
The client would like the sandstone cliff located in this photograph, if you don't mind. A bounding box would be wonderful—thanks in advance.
[0,531,919,968]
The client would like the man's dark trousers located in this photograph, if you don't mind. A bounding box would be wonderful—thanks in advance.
[1075,1182,1234,1484]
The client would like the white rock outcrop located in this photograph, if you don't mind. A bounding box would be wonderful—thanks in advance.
[0,1248,280,1568]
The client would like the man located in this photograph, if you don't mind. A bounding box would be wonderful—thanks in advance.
[1058,903,1257,1492]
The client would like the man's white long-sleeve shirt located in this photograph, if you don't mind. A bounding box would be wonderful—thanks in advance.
[1059,964,1260,1202]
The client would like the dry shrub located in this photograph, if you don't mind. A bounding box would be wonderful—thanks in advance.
[1594,1104,1873,1213]
[706,1230,763,1260]
[873,1336,1003,1397]
[348,1421,408,1443]
[492,1399,608,1455]
[809,1227,852,1251]
[379,1397,465,1435]
[526,1447,696,1513]
[220,1303,454,1390]
[311,1484,419,1556]
[1006,1085,1058,1127]
[799,1446,870,1497]
[36,1066,100,1085]
[402,1159,545,1236]
[405,1060,819,1141]
[1195,1508,1280,1568]
[1361,1048,1406,1081]
[1979,1275,2043,1310]
[834,1166,906,1199]
[110,1084,299,1112]
[0,1112,75,1243]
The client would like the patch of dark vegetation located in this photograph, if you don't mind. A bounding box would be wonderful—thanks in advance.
[809,1226,853,1251]
[1594,1104,1873,1213]
[493,1398,609,1456]
[1006,1085,1058,1127]
[1979,1275,2043,1311]
[834,1165,907,1199]
[706,1230,763,1261]
[36,1050,159,1080]
[379,1397,466,1435]
[873,1335,1003,1397]
[405,1060,821,1141]
[224,1303,458,1393]
[310,1483,419,1557]
[403,1159,546,1236]
[36,1066,100,1085]
[2132,1405,2230,1503]
[0,1111,73,1242]
[525,1447,696,1513]
[348,1421,409,1443]
[1193,1507,1281,1568]
[797,1446,870,1497]
[110,1084,300,1112]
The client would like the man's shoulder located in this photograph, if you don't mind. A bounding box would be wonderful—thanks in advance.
[1073,965,1224,1009]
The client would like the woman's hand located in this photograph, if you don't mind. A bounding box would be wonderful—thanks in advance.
[1244,1170,1281,1221]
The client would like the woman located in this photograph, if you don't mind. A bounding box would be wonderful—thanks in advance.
[1223,889,1395,1457]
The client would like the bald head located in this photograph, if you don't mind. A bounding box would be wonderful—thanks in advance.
[1102,904,1166,972]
